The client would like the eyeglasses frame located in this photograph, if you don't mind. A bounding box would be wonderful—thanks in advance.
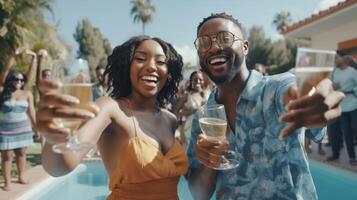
[194,31,243,52]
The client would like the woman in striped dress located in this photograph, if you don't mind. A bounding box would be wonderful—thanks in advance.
[0,52,37,191]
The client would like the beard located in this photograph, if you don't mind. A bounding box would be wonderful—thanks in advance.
[200,65,228,85]
[200,52,244,85]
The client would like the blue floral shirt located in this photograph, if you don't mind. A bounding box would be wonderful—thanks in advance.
[187,70,323,200]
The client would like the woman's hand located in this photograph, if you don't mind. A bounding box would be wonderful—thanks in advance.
[37,49,48,58]
[25,49,37,58]
[36,80,99,145]
[33,130,41,141]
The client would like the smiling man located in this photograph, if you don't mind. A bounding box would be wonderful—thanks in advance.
[186,13,345,200]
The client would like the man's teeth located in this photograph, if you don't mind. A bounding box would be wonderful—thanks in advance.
[141,76,158,82]
[209,57,227,65]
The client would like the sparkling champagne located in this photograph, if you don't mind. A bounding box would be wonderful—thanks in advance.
[199,117,227,140]
[61,83,92,129]
[52,83,93,153]
[60,83,92,130]
[62,83,92,104]
[294,67,332,96]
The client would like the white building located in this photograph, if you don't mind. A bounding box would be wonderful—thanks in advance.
[282,0,357,58]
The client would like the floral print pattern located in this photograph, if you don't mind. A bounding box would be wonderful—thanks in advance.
[187,70,323,200]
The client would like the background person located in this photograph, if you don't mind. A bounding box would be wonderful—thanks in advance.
[0,52,38,191]
[92,65,111,101]
[41,69,51,80]
[175,71,207,147]
[326,54,357,165]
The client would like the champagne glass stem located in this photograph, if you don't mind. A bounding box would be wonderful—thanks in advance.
[67,132,80,146]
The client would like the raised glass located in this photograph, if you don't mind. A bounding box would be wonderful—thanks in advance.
[294,47,336,96]
[52,59,94,153]
[198,104,239,170]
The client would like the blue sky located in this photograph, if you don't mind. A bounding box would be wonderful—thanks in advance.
[47,0,344,64]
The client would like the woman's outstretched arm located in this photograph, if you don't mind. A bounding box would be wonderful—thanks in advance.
[37,80,112,177]
[23,50,37,89]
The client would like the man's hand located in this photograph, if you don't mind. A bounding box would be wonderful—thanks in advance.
[279,79,345,139]
[195,134,229,168]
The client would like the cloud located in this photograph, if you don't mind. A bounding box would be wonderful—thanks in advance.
[315,0,345,12]
[174,45,198,65]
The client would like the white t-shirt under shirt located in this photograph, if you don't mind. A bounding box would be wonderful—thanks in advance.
[331,66,357,112]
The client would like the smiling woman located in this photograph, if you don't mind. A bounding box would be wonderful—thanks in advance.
[106,36,183,108]
[37,35,187,200]
[129,40,169,100]
[0,52,38,191]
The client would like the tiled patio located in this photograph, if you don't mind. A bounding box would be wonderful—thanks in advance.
[0,165,50,200]
[309,140,357,172]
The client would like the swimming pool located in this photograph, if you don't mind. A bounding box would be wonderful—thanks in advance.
[309,160,357,200]
[18,160,357,200]
[17,160,199,200]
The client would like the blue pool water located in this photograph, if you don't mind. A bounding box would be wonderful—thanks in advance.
[309,160,357,200]
[19,160,357,200]
[20,161,199,200]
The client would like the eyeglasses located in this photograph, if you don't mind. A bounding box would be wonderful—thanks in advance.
[194,31,242,52]
[13,78,25,83]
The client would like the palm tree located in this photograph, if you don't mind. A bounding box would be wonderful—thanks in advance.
[0,0,53,56]
[272,11,292,32]
[0,0,71,74]
[130,0,156,35]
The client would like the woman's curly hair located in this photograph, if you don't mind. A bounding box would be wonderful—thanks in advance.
[0,70,27,107]
[105,36,183,107]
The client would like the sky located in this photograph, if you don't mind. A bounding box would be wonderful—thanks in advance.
[46,0,345,65]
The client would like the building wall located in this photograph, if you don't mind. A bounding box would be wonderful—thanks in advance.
[310,20,357,50]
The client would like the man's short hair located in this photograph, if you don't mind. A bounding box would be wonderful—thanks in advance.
[197,13,243,36]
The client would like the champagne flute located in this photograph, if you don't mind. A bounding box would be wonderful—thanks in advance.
[198,104,239,170]
[294,48,336,96]
[52,59,94,153]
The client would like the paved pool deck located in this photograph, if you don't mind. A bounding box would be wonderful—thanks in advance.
[309,140,357,172]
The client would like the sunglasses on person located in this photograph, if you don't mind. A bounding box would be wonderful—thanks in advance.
[13,78,25,83]
[194,31,242,52]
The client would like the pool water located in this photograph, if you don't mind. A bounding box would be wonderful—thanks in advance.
[19,161,199,200]
[18,160,357,200]
[310,160,357,200]
[20,162,110,200]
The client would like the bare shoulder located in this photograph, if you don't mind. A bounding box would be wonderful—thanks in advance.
[161,109,178,129]
[95,97,132,124]
[161,109,177,121]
